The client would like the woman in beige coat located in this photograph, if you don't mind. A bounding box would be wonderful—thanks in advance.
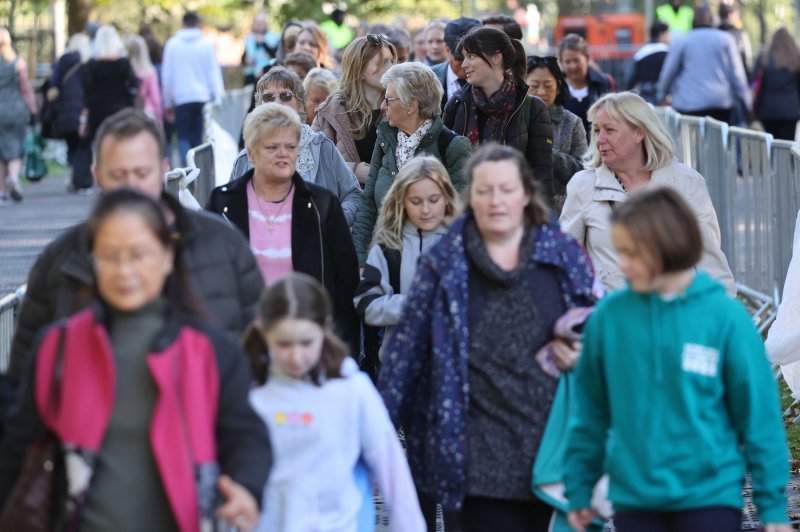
[560,92,735,295]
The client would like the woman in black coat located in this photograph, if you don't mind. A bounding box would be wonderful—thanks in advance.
[50,33,92,191]
[754,28,800,141]
[443,27,555,205]
[206,103,361,355]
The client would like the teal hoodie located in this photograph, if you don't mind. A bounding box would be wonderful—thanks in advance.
[564,272,789,524]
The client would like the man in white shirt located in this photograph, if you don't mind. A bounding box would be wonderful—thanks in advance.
[162,11,225,165]
[430,17,480,113]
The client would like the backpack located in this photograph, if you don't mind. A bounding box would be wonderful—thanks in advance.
[437,126,456,167]
[378,244,402,295]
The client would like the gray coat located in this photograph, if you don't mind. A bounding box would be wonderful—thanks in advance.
[229,125,361,226]
[550,105,588,208]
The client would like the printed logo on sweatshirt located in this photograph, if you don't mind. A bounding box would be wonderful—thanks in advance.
[274,411,314,426]
[681,343,719,378]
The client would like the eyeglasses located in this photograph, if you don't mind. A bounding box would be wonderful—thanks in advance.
[93,248,164,270]
[262,91,295,103]
[383,96,400,106]
[367,33,390,46]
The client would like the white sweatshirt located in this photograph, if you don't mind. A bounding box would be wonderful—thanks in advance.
[161,28,224,108]
[249,358,425,532]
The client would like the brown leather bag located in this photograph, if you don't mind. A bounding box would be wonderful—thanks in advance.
[0,328,66,532]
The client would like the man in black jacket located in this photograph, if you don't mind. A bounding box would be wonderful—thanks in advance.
[7,109,265,382]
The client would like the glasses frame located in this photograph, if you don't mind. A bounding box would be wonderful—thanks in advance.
[383,96,400,106]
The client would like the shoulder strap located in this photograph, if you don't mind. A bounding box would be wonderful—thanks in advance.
[437,126,457,166]
[379,244,402,295]
[60,61,82,88]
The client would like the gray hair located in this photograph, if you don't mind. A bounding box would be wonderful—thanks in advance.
[302,67,337,94]
[93,25,126,59]
[584,92,676,171]
[380,62,443,119]
[66,33,92,63]
[243,102,302,149]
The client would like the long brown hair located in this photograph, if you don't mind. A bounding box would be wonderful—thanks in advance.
[767,27,800,73]
[242,273,348,386]
[338,34,397,140]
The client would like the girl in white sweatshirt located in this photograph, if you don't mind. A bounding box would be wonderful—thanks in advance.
[244,273,425,532]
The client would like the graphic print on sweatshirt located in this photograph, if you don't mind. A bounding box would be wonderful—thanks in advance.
[681,343,720,378]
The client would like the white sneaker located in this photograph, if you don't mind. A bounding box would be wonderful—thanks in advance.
[8,180,23,202]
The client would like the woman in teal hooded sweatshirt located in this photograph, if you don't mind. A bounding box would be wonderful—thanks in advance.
[564,188,792,532]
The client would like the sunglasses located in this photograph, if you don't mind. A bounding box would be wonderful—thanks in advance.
[366,33,390,46]
[527,55,559,68]
[262,90,295,103]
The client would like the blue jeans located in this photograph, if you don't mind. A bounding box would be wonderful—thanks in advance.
[174,102,205,165]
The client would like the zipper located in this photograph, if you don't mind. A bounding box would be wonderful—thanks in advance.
[500,96,527,144]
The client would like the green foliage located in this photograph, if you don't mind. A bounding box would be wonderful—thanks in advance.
[275,0,461,27]
[780,380,800,460]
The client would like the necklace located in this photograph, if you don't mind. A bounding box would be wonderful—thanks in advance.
[252,182,293,234]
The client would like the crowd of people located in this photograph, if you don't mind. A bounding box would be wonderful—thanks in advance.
[0,7,800,532]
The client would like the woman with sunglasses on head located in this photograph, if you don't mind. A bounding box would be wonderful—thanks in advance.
[313,34,397,185]
[443,27,555,205]
[527,55,588,214]
[228,68,360,227]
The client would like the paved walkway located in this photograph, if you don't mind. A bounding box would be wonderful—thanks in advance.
[0,171,94,297]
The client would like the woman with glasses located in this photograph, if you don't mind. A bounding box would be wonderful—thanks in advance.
[0,188,271,532]
[527,55,588,214]
[352,62,472,265]
[313,34,397,185]
[228,68,361,227]
[442,27,555,205]
[207,103,361,355]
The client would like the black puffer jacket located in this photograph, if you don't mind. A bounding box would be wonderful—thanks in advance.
[50,51,85,137]
[206,171,361,355]
[9,192,264,379]
[443,80,555,204]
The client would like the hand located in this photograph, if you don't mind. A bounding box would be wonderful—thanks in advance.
[165,107,176,124]
[216,475,259,531]
[552,338,582,371]
[764,524,795,532]
[354,162,370,184]
[567,509,596,532]
[78,120,87,138]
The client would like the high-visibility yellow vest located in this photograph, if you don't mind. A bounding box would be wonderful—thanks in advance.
[320,20,354,50]
[656,4,695,33]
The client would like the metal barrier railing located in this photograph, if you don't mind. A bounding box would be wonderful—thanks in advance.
[0,286,26,374]
[656,109,800,311]
[206,85,254,142]
[187,142,215,207]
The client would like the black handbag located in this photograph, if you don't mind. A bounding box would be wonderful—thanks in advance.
[0,329,66,532]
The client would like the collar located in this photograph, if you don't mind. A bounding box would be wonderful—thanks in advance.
[592,165,628,203]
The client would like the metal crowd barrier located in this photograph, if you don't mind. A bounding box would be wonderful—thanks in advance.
[655,108,800,312]
[206,85,254,142]
[187,142,216,207]
[0,286,26,374]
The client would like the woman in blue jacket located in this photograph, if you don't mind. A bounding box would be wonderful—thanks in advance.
[378,143,596,531]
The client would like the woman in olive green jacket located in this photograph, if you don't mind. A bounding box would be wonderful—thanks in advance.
[353,62,472,264]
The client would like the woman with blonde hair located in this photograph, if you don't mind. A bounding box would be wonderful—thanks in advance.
[80,25,140,141]
[126,34,163,123]
[754,28,800,140]
[354,155,459,357]
[313,34,396,184]
[0,26,36,203]
[560,91,735,294]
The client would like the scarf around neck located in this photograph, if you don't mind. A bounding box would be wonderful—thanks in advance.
[467,77,518,145]
[395,118,433,169]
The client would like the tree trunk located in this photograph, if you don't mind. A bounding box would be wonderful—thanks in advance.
[67,0,92,37]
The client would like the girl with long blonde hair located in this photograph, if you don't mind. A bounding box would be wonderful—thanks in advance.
[312,34,396,183]
[353,155,459,367]
[126,35,162,122]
